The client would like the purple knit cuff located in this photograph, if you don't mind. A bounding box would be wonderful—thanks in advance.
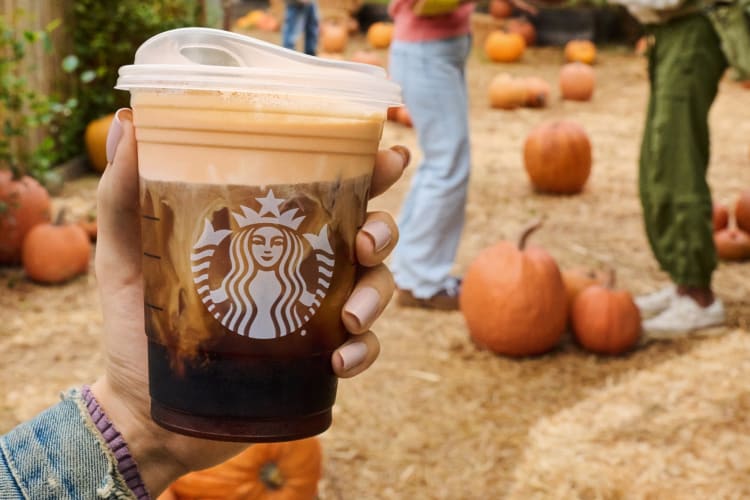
[82,385,150,500]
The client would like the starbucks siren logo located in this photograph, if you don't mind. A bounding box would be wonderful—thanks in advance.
[190,189,334,339]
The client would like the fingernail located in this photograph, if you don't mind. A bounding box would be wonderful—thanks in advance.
[361,220,392,252]
[337,342,368,371]
[390,145,411,168]
[106,108,132,164]
[343,286,380,330]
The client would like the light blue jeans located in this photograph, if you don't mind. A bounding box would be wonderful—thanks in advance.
[388,35,472,298]
[282,1,319,56]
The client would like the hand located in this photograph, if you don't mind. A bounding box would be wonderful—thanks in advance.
[91,108,409,495]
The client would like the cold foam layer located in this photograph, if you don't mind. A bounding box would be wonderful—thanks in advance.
[132,90,384,185]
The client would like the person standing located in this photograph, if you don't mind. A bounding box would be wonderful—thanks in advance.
[612,0,750,336]
[282,0,320,56]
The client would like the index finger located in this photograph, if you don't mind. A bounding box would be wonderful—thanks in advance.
[369,146,410,199]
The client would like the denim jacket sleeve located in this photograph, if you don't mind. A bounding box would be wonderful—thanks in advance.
[0,388,139,499]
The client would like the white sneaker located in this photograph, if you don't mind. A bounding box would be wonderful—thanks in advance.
[634,285,678,318]
[643,295,726,340]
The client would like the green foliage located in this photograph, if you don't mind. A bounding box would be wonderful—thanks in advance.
[59,0,202,164]
[0,14,75,180]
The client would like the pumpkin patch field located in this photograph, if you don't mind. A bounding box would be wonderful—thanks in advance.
[2,41,750,499]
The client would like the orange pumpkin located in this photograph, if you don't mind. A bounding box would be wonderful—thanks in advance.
[256,14,280,32]
[162,438,322,500]
[489,0,513,18]
[571,285,641,355]
[484,31,525,63]
[523,76,550,108]
[22,211,91,284]
[76,213,98,242]
[506,18,536,46]
[85,113,115,173]
[460,221,568,357]
[366,22,394,49]
[488,73,527,110]
[735,190,750,233]
[347,17,360,35]
[564,39,597,65]
[0,170,51,265]
[741,80,750,89]
[714,227,750,261]
[561,267,611,312]
[350,49,383,67]
[712,201,729,232]
[320,23,348,53]
[523,120,592,194]
[387,106,400,122]
[559,62,595,101]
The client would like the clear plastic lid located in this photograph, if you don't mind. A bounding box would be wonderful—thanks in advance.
[116,27,401,107]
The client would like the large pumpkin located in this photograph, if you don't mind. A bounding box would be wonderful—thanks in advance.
[564,39,597,65]
[714,227,750,261]
[523,120,592,194]
[0,170,51,265]
[484,31,525,63]
[488,73,527,110]
[320,23,348,53]
[366,22,394,49]
[22,211,91,284]
[560,62,595,101]
[735,190,750,233]
[571,285,641,355]
[460,222,568,357]
[162,438,322,500]
[85,113,115,173]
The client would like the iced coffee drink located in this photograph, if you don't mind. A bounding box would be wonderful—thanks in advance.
[116,28,400,441]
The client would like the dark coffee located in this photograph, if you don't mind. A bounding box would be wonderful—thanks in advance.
[140,174,370,441]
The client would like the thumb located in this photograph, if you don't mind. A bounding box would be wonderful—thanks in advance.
[95,108,142,284]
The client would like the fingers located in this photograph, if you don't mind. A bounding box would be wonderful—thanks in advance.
[332,331,380,378]
[369,145,410,199]
[95,108,142,283]
[356,211,399,267]
[341,263,394,334]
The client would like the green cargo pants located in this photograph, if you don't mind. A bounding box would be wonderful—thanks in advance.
[640,13,728,288]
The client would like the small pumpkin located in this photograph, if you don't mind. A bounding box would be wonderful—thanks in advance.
[523,120,592,194]
[161,438,322,500]
[561,267,611,312]
[523,76,551,108]
[571,283,641,355]
[735,190,750,233]
[560,62,595,101]
[488,73,527,110]
[22,210,91,284]
[460,221,568,357]
[741,80,750,89]
[76,212,98,242]
[714,227,750,261]
[350,49,383,67]
[320,23,348,53]
[484,31,525,63]
[0,170,51,265]
[85,113,116,173]
[234,10,265,30]
[366,22,394,49]
[506,18,536,46]
[564,39,597,65]
[712,201,729,232]
[347,17,360,35]
[387,106,400,122]
[256,13,280,32]
[489,0,513,19]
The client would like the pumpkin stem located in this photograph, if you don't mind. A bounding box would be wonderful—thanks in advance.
[518,218,544,250]
[260,462,285,491]
[606,267,617,289]
[54,208,67,226]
